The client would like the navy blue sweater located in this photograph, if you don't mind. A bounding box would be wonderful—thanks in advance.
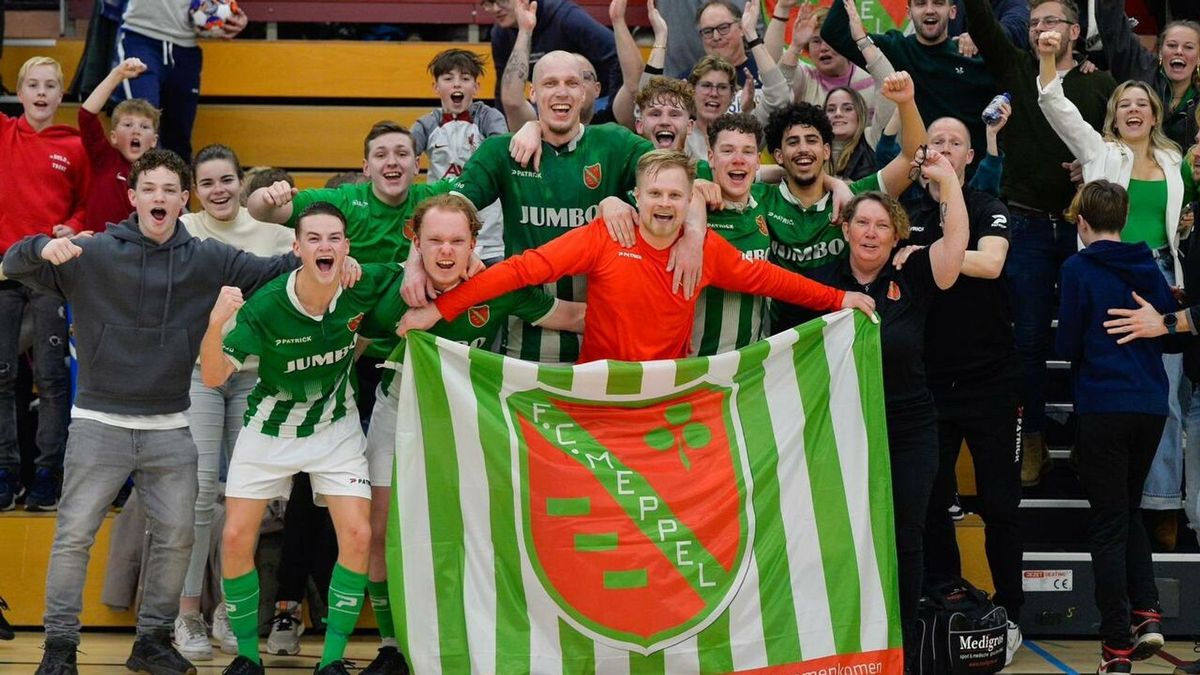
[1056,240,1177,416]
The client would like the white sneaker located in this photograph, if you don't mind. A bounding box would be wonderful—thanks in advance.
[173,611,213,661]
[211,602,238,655]
[1005,620,1023,667]
[266,602,304,656]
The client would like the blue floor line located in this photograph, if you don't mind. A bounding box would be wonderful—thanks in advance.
[1025,639,1081,675]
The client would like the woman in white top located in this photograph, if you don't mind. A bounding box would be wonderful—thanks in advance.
[173,144,295,661]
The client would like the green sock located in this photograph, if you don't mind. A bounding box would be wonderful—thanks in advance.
[366,579,396,641]
[222,569,261,664]
[321,563,368,667]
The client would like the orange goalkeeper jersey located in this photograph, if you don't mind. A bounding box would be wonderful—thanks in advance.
[435,218,846,362]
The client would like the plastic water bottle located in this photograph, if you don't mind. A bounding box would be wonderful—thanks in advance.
[982,93,1011,126]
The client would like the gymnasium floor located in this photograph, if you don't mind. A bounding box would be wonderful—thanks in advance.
[1,632,1198,674]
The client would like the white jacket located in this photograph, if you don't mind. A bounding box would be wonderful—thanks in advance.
[1037,74,1186,286]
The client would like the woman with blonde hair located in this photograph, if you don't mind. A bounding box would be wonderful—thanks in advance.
[825,86,876,180]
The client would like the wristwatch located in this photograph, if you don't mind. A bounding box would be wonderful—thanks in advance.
[744,36,764,50]
[1164,312,1178,335]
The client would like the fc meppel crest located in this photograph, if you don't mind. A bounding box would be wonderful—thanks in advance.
[347,312,364,332]
[467,304,491,328]
[507,383,752,653]
[583,162,603,190]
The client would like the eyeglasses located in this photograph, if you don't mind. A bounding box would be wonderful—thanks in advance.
[696,82,733,94]
[699,22,735,40]
[478,0,509,9]
[1029,16,1074,29]
[908,145,929,183]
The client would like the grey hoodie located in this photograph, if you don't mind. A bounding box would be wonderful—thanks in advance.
[2,215,298,414]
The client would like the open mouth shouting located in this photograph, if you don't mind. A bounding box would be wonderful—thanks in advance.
[725,168,750,188]
[315,255,335,273]
[450,91,466,106]
[434,258,457,271]
[1123,114,1145,132]
[652,210,676,226]
[792,152,819,172]
[547,102,574,123]
[653,128,678,149]
[381,169,405,185]
[1166,57,1191,78]
[148,207,168,225]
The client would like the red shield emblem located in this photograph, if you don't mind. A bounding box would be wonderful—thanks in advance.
[347,312,364,332]
[467,304,490,328]
[756,214,768,237]
[402,219,416,241]
[508,383,751,651]
[583,163,603,190]
[887,281,901,301]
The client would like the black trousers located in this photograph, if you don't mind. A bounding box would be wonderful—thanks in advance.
[924,397,1024,620]
[887,406,940,665]
[1076,413,1165,646]
[276,473,339,604]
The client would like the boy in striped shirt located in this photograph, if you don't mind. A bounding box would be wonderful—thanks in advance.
[199,202,402,675]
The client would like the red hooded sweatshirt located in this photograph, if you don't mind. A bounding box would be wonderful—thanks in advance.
[0,113,90,254]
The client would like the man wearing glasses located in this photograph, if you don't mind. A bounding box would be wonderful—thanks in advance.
[962,0,1116,485]
[484,0,622,111]
[693,0,759,86]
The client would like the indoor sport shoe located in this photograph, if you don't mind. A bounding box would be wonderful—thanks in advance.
[1004,620,1023,666]
[222,655,265,675]
[948,493,966,521]
[1097,644,1134,674]
[1130,607,1165,660]
[25,467,60,511]
[0,468,19,511]
[35,638,78,675]
[266,602,303,656]
[173,611,213,662]
[126,630,197,675]
[361,646,410,675]
[211,602,238,655]
[313,660,354,675]
[0,597,13,640]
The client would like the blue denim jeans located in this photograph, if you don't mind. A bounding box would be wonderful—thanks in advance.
[1142,246,1184,510]
[1004,210,1078,434]
[0,280,70,473]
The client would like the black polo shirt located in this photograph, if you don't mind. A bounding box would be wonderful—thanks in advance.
[904,186,1019,414]
[799,248,940,414]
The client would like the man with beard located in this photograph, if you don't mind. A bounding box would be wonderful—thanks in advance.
[821,0,996,168]
[963,0,1115,484]
[763,72,927,330]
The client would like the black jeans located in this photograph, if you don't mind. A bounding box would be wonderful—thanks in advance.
[276,473,338,603]
[924,397,1024,621]
[887,404,940,664]
[0,280,70,473]
[1076,413,1164,646]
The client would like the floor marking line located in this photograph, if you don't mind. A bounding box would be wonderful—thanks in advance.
[1025,639,1080,675]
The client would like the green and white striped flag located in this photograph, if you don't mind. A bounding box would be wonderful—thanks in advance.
[387,309,901,674]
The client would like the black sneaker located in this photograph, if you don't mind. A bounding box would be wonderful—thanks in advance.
[313,660,354,675]
[0,468,19,511]
[0,597,12,640]
[26,467,60,512]
[35,638,78,675]
[125,632,197,674]
[361,646,410,675]
[1098,644,1133,674]
[1130,607,1164,660]
[222,655,266,674]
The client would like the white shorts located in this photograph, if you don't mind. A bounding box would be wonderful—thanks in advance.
[365,384,397,488]
[226,413,371,506]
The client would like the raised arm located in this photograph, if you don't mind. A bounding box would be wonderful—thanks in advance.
[820,0,871,69]
[1036,31,1105,166]
[765,0,798,61]
[199,287,243,387]
[742,0,791,123]
[500,0,539,129]
[842,0,896,146]
[877,71,927,196]
[920,151,969,289]
[247,180,299,224]
[610,0,652,130]
[1094,0,1157,83]
[962,0,1021,79]
[82,58,147,114]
